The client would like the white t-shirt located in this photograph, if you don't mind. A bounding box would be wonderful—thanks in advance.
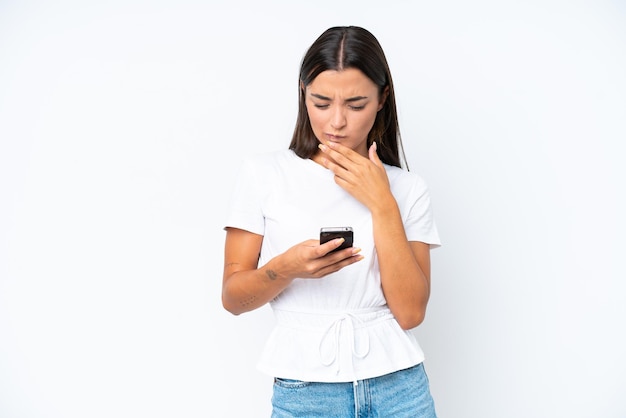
[225,149,441,382]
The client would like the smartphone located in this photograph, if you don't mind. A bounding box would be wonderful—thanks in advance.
[320,227,354,253]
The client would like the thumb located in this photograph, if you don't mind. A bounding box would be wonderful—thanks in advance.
[369,141,382,166]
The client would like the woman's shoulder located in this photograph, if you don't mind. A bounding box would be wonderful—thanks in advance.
[237,149,304,180]
[241,148,297,166]
[385,164,428,187]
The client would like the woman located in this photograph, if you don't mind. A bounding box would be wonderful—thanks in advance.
[222,26,440,417]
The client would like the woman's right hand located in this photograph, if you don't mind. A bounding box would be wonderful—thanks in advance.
[279,238,363,280]
[222,228,362,315]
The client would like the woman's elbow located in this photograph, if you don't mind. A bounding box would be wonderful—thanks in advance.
[221,294,244,316]
[396,309,426,331]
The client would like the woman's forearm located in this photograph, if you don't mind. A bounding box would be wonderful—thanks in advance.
[222,258,293,315]
[371,197,431,330]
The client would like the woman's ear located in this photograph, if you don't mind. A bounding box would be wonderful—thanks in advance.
[378,86,390,111]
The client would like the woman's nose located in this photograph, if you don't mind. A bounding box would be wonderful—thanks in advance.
[330,107,347,130]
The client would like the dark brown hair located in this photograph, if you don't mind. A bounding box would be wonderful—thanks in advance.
[289,26,407,169]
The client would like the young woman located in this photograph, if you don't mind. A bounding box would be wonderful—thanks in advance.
[222,26,441,417]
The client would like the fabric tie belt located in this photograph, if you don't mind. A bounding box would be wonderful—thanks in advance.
[272,306,394,376]
[319,312,372,375]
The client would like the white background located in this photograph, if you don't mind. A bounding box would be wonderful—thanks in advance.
[1,1,625,417]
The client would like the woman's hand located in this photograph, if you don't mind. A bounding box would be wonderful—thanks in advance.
[280,236,363,280]
[317,141,393,212]
[317,141,432,330]
[222,227,363,315]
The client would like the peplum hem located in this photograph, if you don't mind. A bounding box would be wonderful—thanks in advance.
[256,306,425,383]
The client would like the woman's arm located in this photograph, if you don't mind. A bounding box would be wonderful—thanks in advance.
[370,197,431,330]
[317,141,431,330]
[222,227,287,315]
[222,227,364,315]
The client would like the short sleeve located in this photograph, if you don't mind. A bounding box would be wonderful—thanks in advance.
[403,175,441,249]
[224,156,266,236]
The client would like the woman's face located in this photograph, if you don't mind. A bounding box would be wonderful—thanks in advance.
[305,68,385,159]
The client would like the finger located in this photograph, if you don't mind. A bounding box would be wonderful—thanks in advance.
[319,237,346,255]
[315,148,342,174]
[368,141,384,168]
[317,252,364,276]
[368,141,378,161]
[320,141,362,165]
[317,144,352,178]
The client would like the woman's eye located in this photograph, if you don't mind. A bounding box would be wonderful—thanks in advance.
[314,104,329,109]
[349,105,365,111]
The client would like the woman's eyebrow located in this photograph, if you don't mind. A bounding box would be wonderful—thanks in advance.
[310,93,368,102]
[310,93,331,100]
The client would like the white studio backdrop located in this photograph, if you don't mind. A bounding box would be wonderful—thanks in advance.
[1,1,625,417]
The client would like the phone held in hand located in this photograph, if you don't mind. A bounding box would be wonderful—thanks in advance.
[320,227,354,253]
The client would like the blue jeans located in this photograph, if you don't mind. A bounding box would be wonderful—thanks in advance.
[271,363,437,417]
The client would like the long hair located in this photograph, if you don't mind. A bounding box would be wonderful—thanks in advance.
[289,26,408,169]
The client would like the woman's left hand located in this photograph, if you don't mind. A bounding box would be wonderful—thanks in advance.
[318,141,392,212]
[318,140,431,330]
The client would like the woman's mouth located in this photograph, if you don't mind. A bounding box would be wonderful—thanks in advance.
[326,134,345,141]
